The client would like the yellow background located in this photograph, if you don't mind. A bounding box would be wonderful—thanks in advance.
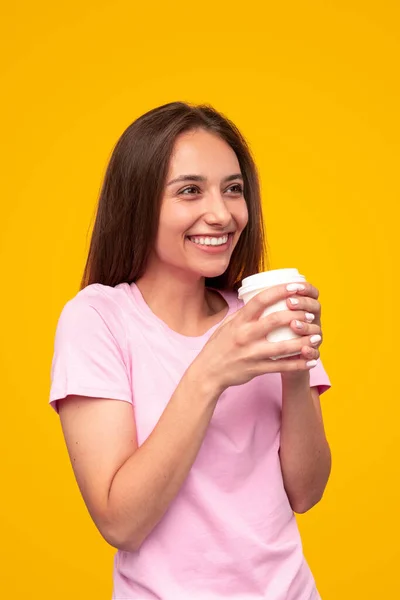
[1,1,399,598]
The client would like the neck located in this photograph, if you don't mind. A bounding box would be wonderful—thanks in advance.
[135,263,226,336]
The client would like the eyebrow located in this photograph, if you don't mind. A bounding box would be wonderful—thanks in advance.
[166,173,243,186]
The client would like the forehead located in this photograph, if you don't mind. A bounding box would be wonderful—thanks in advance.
[168,129,240,177]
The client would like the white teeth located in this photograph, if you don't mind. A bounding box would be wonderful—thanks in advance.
[189,235,229,246]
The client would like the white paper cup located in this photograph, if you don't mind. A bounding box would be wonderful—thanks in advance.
[238,268,306,360]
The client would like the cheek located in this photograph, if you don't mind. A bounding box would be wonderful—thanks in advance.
[158,202,196,235]
[154,209,191,258]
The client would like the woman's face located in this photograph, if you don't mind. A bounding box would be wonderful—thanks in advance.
[153,129,249,281]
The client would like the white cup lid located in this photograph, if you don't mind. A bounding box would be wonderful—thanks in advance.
[238,268,305,298]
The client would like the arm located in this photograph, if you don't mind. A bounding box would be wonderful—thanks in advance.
[279,371,331,513]
[59,364,219,553]
[57,284,326,551]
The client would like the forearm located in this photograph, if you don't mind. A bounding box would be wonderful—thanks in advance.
[106,366,220,551]
[279,372,331,513]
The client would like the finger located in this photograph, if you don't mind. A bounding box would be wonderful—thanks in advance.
[300,345,320,361]
[240,283,306,323]
[210,312,237,339]
[295,282,319,299]
[286,296,321,316]
[290,320,322,337]
[252,310,316,340]
[252,332,319,360]
[258,354,320,374]
[222,313,236,326]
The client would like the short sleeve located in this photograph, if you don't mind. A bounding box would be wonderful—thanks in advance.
[309,358,331,395]
[49,297,132,414]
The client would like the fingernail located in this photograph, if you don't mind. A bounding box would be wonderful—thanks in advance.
[287,283,305,292]
[306,360,318,368]
[305,313,315,322]
[294,320,303,329]
[288,297,299,305]
[310,335,322,345]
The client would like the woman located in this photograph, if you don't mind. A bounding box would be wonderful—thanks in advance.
[49,102,331,600]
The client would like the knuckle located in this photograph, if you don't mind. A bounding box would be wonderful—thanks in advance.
[267,311,282,328]
[299,322,310,334]
[288,359,302,371]
[307,326,322,339]
[253,293,263,308]
[235,324,250,347]
[267,342,285,357]
[256,289,269,306]
[306,346,320,360]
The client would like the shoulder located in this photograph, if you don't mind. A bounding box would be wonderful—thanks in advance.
[56,282,132,341]
[63,281,132,312]
[75,282,132,310]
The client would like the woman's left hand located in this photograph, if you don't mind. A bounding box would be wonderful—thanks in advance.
[285,282,323,363]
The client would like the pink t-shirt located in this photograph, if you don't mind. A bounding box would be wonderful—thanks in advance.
[49,282,331,600]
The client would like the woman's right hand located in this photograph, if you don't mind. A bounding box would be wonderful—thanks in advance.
[194,284,322,394]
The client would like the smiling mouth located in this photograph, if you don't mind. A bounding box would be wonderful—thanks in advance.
[186,233,232,247]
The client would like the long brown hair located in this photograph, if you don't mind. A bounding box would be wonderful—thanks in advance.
[80,102,267,291]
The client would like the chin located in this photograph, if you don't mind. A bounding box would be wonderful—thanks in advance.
[196,264,230,279]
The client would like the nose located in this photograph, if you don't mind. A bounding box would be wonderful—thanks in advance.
[203,191,231,228]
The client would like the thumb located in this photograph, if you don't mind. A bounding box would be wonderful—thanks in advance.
[211,311,236,337]
[224,312,236,324]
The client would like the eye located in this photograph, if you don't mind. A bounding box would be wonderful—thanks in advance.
[178,185,201,196]
[225,183,243,195]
